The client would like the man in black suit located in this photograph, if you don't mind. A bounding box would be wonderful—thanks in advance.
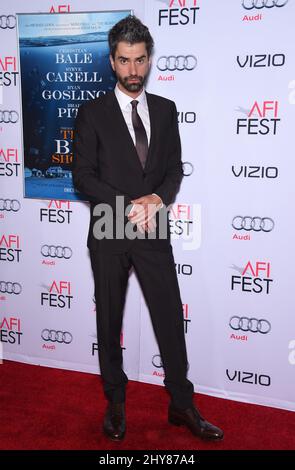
[73,15,223,442]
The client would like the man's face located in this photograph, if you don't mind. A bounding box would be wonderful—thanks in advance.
[110,41,151,96]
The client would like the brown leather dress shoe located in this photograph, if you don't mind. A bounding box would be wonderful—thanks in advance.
[103,402,126,441]
[168,404,223,440]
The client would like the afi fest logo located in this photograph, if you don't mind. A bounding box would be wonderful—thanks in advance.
[231,261,273,294]
[0,56,18,84]
[0,56,18,105]
[49,4,71,13]
[0,56,18,107]
[236,100,280,135]
[169,203,201,250]
[158,0,200,26]
[0,317,22,345]
[40,200,72,223]
[0,234,21,262]
[41,281,73,308]
[0,148,20,177]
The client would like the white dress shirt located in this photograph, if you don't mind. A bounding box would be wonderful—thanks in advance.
[114,84,151,145]
[114,84,163,209]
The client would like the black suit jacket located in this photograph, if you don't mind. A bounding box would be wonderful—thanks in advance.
[72,90,183,252]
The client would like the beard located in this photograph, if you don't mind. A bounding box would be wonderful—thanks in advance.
[117,73,146,93]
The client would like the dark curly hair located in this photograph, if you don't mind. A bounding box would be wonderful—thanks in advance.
[108,15,154,59]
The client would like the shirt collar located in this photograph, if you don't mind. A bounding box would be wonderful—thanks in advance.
[115,83,147,110]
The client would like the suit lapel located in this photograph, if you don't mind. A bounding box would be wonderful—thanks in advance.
[145,92,158,173]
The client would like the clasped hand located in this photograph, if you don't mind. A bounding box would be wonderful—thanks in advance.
[128,194,162,233]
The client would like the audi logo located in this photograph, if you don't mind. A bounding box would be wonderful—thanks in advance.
[41,329,73,344]
[182,161,194,177]
[152,354,190,371]
[242,0,288,9]
[0,281,22,295]
[0,199,21,212]
[41,245,73,259]
[232,216,274,232]
[0,15,16,29]
[157,55,197,72]
[0,110,19,124]
[230,316,271,334]
[152,354,163,368]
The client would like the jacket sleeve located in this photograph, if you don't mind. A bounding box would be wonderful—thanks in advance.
[153,101,183,207]
[72,104,132,212]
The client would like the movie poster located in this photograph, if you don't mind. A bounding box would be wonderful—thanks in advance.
[17,10,131,200]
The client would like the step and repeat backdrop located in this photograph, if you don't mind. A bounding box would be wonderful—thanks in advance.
[1,0,295,412]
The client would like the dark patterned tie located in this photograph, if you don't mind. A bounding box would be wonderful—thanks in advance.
[131,100,148,168]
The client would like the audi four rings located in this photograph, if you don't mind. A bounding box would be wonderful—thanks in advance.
[0,281,22,295]
[230,316,271,334]
[0,15,16,29]
[0,199,21,212]
[242,0,288,9]
[0,111,19,123]
[152,354,163,368]
[232,216,275,232]
[157,55,197,71]
[41,329,73,344]
[41,245,73,259]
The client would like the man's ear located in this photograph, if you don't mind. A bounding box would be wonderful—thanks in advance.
[110,54,115,71]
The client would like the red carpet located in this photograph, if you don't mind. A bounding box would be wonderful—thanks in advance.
[0,360,294,450]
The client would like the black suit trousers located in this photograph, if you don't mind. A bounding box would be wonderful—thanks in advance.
[90,242,194,409]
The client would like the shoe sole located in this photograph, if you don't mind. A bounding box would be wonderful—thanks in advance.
[168,416,224,441]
